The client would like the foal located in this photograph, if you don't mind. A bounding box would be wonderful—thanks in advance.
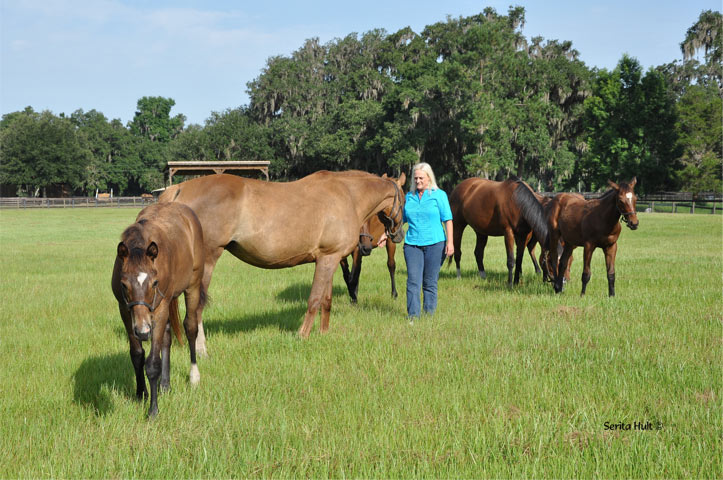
[111,202,206,417]
[547,178,639,296]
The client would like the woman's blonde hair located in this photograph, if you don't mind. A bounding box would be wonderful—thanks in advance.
[410,162,439,193]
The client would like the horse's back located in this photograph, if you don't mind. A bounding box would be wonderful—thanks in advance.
[450,177,511,234]
[159,171,389,268]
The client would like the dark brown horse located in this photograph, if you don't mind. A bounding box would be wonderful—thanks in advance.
[340,173,405,303]
[159,170,404,339]
[547,178,639,296]
[111,202,206,417]
[449,177,549,285]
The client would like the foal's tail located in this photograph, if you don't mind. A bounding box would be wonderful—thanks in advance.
[513,181,550,250]
[168,297,184,345]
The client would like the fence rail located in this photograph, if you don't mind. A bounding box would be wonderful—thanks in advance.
[0,196,156,209]
[1,193,721,214]
[538,192,723,215]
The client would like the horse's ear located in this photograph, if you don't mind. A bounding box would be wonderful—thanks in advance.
[146,242,158,260]
[630,177,637,188]
[398,172,406,185]
[381,173,388,178]
[608,180,620,190]
[117,242,129,258]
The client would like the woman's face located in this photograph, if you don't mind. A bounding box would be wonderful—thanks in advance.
[413,170,430,192]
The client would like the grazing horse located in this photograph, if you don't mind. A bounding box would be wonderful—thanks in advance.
[448,177,549,285]
[111,202,206,417]
[159,170,405,339]
[340,173,405,303]
[547,178,639,296]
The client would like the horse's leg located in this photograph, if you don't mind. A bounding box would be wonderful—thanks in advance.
[387,242,398,298]
[527,235,541,274]
[348,249,362,304]
[513,233,526,285]
[564,251,574,283]
[159,322,172,392]
[474,234,489,279]
[319,266,335,334]
[183,287,202,386]
[195,246,223,357]
[580,243,595,296]
[120,305,147,400]
[299,256,339,338]
[554,245,574,294]
[340,256,352,291]
[453,221,466,278]
[603,242,618,297]
[145,302,169,418]
[503,229,515,286]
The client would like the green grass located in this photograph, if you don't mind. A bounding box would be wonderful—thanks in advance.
[0,208,720,478]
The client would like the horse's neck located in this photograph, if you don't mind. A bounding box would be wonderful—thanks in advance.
[352,178,394,223]
[590,193,620,231]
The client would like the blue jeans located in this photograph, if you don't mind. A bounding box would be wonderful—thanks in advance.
[404,241,446,318]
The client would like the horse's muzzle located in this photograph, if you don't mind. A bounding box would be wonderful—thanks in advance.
[134,323,151,341]
[360,244,373,256]
[391,229,404,244]
[628,222,639,230]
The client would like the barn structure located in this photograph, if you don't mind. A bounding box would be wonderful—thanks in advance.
[165,160,271,185]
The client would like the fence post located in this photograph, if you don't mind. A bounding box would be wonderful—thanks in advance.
[691,202,695,214]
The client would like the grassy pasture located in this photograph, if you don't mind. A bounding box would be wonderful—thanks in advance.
[0,208,720,478]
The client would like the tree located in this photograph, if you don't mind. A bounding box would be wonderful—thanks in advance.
[0,109,91,196]
[579,56,679,193]
[128,96,185,143]
[675,84,722,193]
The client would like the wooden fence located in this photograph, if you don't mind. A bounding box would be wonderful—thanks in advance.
[0,196,156,209]
[1,192,721,214]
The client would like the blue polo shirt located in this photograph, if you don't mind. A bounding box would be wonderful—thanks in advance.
[403,188,453,246]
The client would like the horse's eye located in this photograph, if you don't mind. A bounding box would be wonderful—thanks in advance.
[152,280,158,287]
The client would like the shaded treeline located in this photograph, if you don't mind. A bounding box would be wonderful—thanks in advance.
[1,7,720,197]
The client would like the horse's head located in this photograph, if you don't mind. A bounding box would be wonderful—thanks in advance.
[378,173,406,243]
[116,240,163,341]
[358,222,374,256]
[608,177,639,230]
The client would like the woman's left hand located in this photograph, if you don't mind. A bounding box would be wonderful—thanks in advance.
[445,241,454,257]
[377,232,388,248]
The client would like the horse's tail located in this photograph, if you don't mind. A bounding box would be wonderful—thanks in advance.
[168,296,184,345]
[513,181,549,250]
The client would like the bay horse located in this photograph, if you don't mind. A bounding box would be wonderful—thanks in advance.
[340,173,405,303]
[111,202,206,417]
[547,178,639,296]
[158,170,405,340]
[448,177,550,285]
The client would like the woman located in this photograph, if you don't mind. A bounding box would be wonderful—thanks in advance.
[383,162,453,321]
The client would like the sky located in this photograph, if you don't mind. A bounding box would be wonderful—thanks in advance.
[1,0,719,126]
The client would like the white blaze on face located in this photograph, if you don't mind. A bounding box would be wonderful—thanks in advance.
[136,272,148,286]
[625,192,633,200]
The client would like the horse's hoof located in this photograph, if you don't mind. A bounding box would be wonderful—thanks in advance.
[478,271,487,280]
[189,364,200,386]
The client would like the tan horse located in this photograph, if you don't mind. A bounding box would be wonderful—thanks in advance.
[340,173,405,303]
[547,178,639,296]
[159,170,404,340]
[111,202,206,417]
